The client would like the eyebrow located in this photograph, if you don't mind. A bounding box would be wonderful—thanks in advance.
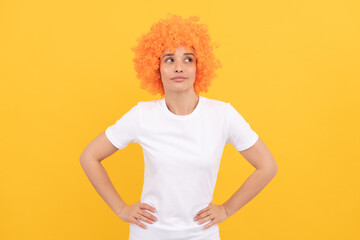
[162,53,196,59]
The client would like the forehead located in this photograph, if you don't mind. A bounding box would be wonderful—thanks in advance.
[162,45,194,55]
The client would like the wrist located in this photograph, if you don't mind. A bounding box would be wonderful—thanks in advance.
[115,203,127,216]
[222,203,232,218]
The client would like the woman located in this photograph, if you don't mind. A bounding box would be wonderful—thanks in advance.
[80,14,278,240]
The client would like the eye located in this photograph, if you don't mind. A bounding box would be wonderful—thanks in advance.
[165,57,194,63]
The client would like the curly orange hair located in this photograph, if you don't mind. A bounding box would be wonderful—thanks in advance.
[131,14,222,97]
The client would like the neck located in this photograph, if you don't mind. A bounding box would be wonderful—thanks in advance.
[164,91,200,116]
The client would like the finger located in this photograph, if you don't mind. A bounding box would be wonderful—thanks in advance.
[196,206,211,217]
[131,217,148,229]
[203,218,216,230]
[195,209,212,221]
[197,214,214,225]
[141,210,158,222]
[135,212,155,224]
[141,203,157,213]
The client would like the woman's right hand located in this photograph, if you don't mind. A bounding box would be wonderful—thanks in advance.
[117,201,158,229]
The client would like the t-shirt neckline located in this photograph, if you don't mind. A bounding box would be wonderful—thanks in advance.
[162,96,203,120]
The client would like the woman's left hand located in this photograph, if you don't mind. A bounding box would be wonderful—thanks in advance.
[193,203,229,229]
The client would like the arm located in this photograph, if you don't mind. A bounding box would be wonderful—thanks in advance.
[222,137,278,218]
[79,131,127,215]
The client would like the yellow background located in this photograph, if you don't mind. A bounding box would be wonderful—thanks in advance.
[1,0,359,239]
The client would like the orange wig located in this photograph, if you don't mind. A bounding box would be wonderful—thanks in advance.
[131,14,222,97]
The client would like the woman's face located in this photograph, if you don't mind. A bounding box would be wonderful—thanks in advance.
[159,45,197,95]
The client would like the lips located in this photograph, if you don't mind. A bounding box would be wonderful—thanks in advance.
[171,77,187,80]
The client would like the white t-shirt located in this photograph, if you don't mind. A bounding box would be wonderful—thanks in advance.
[105,96,259,240]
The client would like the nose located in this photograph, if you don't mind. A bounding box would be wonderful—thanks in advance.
[175,61,183,73]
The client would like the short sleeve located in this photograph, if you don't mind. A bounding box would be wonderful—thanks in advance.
[225,103,259,151]
[105,103,140,149]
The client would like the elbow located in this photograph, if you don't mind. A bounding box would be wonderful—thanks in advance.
[271,161,279,172]
[79,152,86,164]
[270,163,278,177]
[79,152,92,166]
[258,162,278,177]
[79,154,102,166]
[260,166,277,180]
[79,150,94,164]
[79,150,86,161]
[268,157,279,176]
[273,166,278,176]
[79,156,86,167]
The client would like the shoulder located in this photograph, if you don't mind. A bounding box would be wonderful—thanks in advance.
[136,98,162,111]
[201,96,229,110]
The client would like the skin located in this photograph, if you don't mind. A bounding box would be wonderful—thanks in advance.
[79,45,278,230]
[158,46,278,230]
[194,138,278,229]
[158,45,229,228]
[159,45,200,116]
